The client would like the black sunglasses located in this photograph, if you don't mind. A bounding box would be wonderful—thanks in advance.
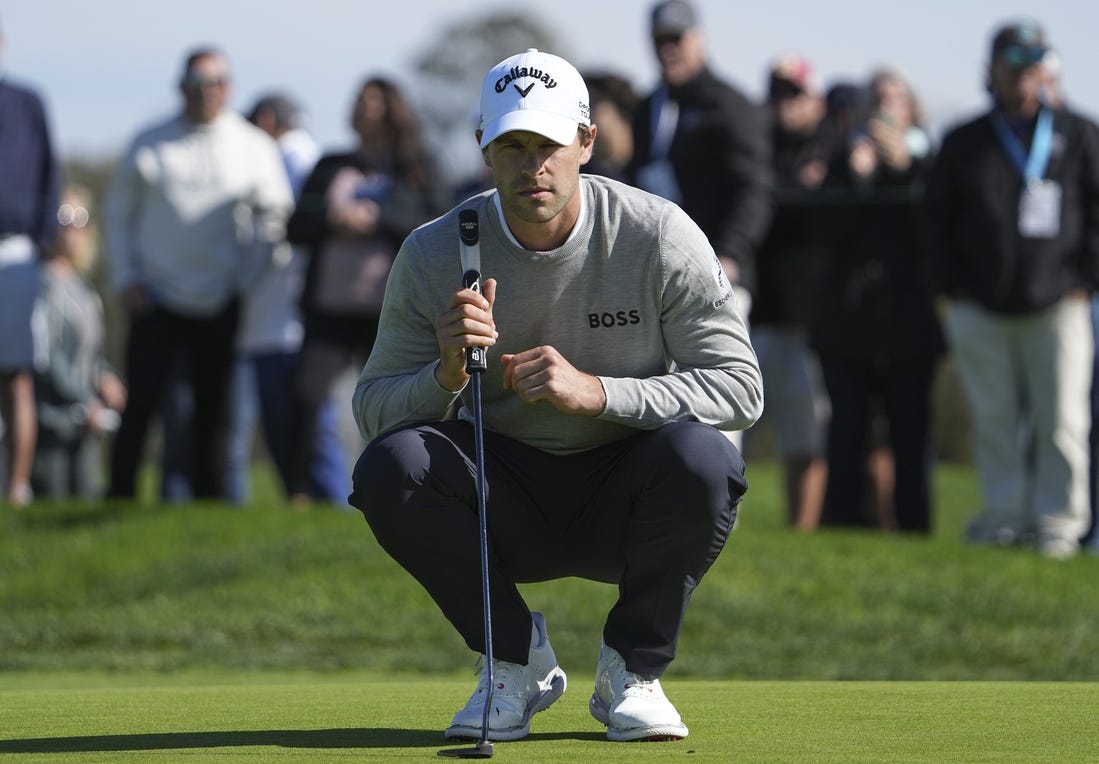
[653,32,684,47]
[997,46,1046,69]
[182,75,228,91]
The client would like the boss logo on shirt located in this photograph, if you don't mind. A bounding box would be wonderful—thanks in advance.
[588,310,641,328]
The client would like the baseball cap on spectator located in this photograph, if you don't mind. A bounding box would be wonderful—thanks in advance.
[768,52,820,100]
[826,83,863,113]
[991,20,1049,69]
[479,48,591,148]
[247,93,301,130]
[651,0,698,36]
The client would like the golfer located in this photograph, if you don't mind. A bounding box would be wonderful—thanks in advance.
[349,49,763,743]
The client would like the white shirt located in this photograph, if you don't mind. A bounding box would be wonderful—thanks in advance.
[105,111,294,317]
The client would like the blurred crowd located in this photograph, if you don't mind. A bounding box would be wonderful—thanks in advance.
[1,3,1097,559]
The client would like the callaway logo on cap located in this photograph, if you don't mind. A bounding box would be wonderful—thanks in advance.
[479,48,591,148]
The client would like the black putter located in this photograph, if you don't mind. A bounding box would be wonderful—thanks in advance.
[439,210,494,759]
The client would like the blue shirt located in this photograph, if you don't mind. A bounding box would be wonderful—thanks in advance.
[0,77,60,248]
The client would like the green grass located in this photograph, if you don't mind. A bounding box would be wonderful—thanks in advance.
[1,676,1096,762]
[1,461,1096,680]
[2,460,1098,761]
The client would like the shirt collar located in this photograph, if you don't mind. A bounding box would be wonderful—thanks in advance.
[491,180,587,252]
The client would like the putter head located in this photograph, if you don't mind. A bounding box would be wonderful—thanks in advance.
[438,740,494,758]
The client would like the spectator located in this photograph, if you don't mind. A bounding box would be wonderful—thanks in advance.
[349,48,761,743]
[818,80,899,526]
[32,185,126,499]
[1031,33,1095,556]
[104,47,294,500]
[823,82,869,144]
[582,71,637,182]
[1041,44,1099,558]
[924,20,1099,558]
[815,68,944,534]
[247,94,320,198]
[286,76,445,506]
[627,0,771,450]
[747,52,833,530]
[1048,52,1099,556]
[219,92,349,505]
[0,17,59,507]
[629,0,771,311]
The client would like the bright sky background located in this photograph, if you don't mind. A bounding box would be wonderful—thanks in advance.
[4,0,1097,182]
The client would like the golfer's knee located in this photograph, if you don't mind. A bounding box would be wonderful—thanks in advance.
[348,427,426,520]
[654,423,747,524]
[679,430,746,560]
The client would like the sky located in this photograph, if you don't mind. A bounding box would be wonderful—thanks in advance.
[4,0,1098,182]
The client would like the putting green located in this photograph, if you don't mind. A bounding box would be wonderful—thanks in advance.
[1,674,1095,762]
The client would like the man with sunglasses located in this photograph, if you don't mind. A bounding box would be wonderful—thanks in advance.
[628,1,772,403]
[104,47,294,501]
[924,20,1099,559]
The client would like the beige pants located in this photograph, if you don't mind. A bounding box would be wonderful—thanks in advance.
[945,296,1093,545]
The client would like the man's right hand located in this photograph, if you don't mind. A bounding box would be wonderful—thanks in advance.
[434,277,497,392]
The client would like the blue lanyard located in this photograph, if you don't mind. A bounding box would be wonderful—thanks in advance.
[649,87,679,159]
[990,108,1054,184]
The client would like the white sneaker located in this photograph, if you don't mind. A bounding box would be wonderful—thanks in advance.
[444,612,567,741]
[1037,537,1079,560]
[589,642,689,741]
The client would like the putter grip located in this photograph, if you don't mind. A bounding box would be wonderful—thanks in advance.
[463,269,488,374]
[459,210,487,375]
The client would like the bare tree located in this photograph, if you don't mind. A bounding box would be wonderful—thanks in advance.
[411,11,567,188]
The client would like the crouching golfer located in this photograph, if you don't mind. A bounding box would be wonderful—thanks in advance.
[349,49,763,743]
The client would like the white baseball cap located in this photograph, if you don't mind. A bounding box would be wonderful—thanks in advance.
[478,48,591,148]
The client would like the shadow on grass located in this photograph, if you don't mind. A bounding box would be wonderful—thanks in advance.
[0,727,442,752]
[0,728,611,753]
[5,499,150,530]
[526,731,607,742]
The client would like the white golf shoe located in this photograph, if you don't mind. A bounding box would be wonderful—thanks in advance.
[444,611,567,741]
[589,642,689,741]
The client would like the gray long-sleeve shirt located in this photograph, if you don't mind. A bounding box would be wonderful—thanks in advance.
[353,175,763,455]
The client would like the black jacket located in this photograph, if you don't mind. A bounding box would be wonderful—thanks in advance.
[923,107,1099,314]
[287,150,446,334]
[629,68,773,295]
[752,122,838,327]
[812,146,945,363]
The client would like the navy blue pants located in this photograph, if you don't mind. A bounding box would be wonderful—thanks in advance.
[350,420,746,679]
